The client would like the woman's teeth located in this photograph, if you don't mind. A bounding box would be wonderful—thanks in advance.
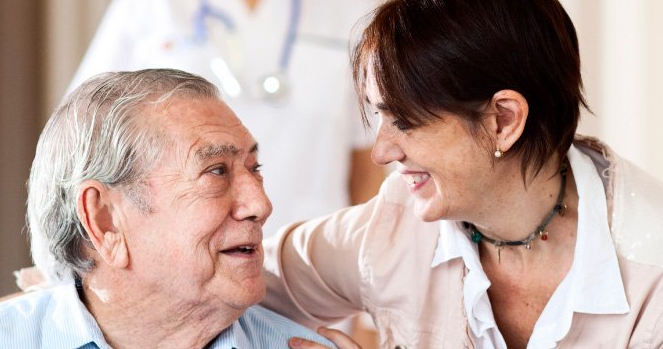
[403,173,430,187]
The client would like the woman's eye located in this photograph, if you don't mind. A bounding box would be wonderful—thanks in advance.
[210,165,227,176]
[251,164,263,173]
[391,119,412,131]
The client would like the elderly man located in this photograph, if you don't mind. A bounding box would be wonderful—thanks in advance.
[0,69,336,348]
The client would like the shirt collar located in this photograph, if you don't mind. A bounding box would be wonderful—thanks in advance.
[207,318,252,349]
[564,144,628,314]
[43,283,110,349]
[529,144,629,348]
[44,283,253,349]
[437,221,499,342]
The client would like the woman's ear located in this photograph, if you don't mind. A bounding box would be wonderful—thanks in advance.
[487,89,529,153]
[77,181,129,269]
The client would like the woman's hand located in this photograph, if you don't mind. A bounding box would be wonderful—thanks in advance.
[289,327,362,349]
[14,266,49,291]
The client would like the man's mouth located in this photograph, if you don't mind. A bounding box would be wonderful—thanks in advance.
[220,244,258,255]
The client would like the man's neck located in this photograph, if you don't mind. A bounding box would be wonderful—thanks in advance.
[80,274,241,349]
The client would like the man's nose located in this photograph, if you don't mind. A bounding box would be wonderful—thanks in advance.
[371,124,405,166]
[231,171,272,223]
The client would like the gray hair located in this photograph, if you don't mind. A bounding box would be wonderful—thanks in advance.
[28,69,219,281]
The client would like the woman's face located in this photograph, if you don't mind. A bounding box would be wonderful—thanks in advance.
[366,75,497,222]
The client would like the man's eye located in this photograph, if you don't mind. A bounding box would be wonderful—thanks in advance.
[391,119,411,131]
[210,165,227,175]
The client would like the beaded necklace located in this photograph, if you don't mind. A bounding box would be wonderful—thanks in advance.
[463,162,568,261]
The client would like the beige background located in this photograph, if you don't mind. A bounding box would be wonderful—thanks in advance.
[1,0,662,295]
[0,1,110,295]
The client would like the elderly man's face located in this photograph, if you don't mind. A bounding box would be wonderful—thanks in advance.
[116,97,271,314]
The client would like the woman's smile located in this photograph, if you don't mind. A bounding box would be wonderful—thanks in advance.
[400,170,431,191]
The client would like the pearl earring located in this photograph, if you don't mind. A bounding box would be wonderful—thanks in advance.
[494,148,504,158]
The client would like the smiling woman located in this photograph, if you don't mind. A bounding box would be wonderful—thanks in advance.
[261,0,663,348]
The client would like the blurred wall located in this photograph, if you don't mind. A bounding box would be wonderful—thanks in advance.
[562,0,663,178]
[0,1,41,296]
[42,0,111,119]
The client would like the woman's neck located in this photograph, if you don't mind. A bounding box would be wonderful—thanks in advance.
[469,157,579,269]
[479,166,579,349]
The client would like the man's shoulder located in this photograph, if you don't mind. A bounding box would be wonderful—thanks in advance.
[239,306,337,348]
[0,283,102,349]
[0,286,62,346]
[0,285,60,318]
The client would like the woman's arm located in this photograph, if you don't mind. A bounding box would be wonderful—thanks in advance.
[261,195,382,328]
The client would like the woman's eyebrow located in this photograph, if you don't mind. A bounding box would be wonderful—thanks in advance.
[365,96,389,111]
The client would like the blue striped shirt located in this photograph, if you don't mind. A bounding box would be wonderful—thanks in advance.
[0,283,336,349]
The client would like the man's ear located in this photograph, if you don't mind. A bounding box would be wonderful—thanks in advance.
[77,181,129,269]
[485,89,529,153]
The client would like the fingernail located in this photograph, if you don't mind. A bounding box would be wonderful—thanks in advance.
[290,337,303,347]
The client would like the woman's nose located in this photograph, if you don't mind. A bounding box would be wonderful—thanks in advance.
[371,124,405,166]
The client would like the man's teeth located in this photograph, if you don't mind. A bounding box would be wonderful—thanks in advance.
[404,173,430,186]
[222,246,255,254]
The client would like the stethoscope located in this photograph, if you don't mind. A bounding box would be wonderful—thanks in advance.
[192,0,301,102]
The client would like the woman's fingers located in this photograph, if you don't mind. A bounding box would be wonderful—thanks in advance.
[288,337,329,349]
[317,327,363,349]
[14,266,47,291]
[288,327,362,349]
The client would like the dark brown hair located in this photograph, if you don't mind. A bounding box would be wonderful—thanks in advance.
[353,0,588,179]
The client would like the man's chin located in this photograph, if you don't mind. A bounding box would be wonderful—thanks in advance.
[237,277,266,307]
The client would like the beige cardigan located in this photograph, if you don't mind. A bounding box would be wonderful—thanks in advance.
[262,137,663,348]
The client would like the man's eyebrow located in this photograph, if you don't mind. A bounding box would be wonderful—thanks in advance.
[195,144,239,162]
[194,142,259,162]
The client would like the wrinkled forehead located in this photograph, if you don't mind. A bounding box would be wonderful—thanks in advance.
[155,97,257,160]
